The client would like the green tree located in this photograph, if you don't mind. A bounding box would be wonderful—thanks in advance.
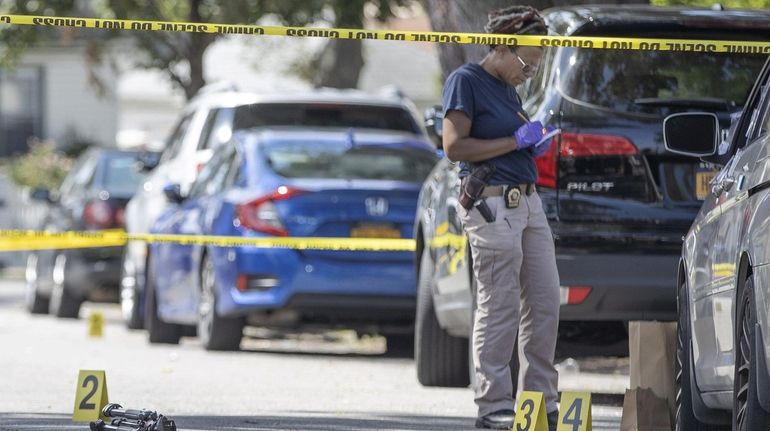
[307,0,413,89]
[0,1,412,99]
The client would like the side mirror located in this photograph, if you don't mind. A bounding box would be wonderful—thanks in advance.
[663,112,719,157]
[423,105,444,149]
[162,183,185,204]
[138,151,161,172]
[30,188,53,203]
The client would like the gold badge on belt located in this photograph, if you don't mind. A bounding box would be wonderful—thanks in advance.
[504,186,521,209]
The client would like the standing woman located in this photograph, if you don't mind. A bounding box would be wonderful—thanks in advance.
[441,6,560,430]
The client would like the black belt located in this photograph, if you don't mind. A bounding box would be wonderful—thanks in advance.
[481,184,536,197]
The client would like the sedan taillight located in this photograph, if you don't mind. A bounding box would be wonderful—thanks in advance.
[235,186,304,236]
[84,201,113,229]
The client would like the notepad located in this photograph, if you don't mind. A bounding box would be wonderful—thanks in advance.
[534,128,562,147]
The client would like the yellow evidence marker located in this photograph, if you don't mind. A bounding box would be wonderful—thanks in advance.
[514,391,549,431]
[557,392,592,431]
[88,311,104,337]
[73,370,109,422]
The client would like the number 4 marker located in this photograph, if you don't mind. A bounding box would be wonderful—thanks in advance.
[558,392,592,431]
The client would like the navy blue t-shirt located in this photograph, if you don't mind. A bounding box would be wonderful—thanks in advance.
[442,63,536,185]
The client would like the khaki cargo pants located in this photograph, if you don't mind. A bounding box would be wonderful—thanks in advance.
[459,192,560,416]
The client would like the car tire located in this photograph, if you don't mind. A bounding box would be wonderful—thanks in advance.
[676,280,729,431]
[734,276,770,431]
[120,254,144,330]
[25,253,49,314]
[415,244,470,387]
[145,254,181,345]
[49,254,81,319]
[197,253,243,351]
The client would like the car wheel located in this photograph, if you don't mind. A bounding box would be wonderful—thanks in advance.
[197,253,243,351]
[415,244,470,387]
[49,254,81,319]
[734,276,770,431]
[144,254,181,344]
[120,255,144,330]
[25,253,49,314]
[676,280,729,431]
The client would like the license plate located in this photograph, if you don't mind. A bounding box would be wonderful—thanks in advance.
[696,170,718,200]
[350,224,401,238]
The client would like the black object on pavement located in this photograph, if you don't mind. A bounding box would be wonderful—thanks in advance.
[89,403,177,431]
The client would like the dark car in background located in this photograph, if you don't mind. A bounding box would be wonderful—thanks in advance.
[25,148,150,318]
[143,127,438,351]
[414,5,770,387]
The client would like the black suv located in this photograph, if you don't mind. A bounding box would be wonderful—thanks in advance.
[414,5,770,387]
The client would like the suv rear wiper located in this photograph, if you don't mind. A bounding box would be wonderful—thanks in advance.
[634,97,737,110]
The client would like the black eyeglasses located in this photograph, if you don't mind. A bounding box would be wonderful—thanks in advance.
[511,50,537,76]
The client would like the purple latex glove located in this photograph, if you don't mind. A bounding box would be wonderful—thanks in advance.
[533,125,557,157]
[514,120,545,150]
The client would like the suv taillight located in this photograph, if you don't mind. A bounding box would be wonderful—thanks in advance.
[535,132,638,189]
[235,186,304,236]
[84,201,113,229]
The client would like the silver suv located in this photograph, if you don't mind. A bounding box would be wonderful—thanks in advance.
[665,55,770,430]
[120,86,429,329]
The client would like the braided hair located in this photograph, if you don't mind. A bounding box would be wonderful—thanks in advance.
[484,6,547,37]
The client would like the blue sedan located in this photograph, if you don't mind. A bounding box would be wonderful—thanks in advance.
[144,127,439,350]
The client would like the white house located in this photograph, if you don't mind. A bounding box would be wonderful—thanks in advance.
[0,42,119,155]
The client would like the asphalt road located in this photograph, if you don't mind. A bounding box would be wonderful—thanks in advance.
[0,276,624,431]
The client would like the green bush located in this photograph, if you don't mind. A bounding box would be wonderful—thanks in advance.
[5,140,74,191]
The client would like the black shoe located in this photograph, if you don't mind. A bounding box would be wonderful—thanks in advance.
[475,409,515,429]
[547,410,558,431]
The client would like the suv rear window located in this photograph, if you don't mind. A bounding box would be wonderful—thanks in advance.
[233,103,421,134]
[559,48,766,115]
[262,140,436,183]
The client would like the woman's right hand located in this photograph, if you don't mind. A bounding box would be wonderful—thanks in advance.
[514,120,545,150]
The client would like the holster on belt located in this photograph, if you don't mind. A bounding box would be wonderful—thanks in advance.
[459,164,496,223]
[459,164,495,210]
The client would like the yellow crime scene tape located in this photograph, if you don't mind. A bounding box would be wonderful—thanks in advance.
[0,230,416,252]
[2,13,770,53]
[1,13,766,253]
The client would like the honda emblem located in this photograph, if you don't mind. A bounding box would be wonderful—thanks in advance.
[365,197,389,216]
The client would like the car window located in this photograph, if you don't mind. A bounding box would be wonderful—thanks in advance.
[261,139,437,182]
[233,103,421,134]
[58,153,92,196]
[559,48,765,116]
[188,147,236,199]
[224,152,242,187]
[197,108,235,151]
[753,85,770,141]
[721,59,770,153]
[61,153,98,195]
[95,153,145,197]
[160,113,194,163]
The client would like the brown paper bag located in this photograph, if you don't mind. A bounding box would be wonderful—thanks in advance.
[628,321,677,421]
[620,387,672,431]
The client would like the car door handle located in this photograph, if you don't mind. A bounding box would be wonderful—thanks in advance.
[712,175,736,196]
